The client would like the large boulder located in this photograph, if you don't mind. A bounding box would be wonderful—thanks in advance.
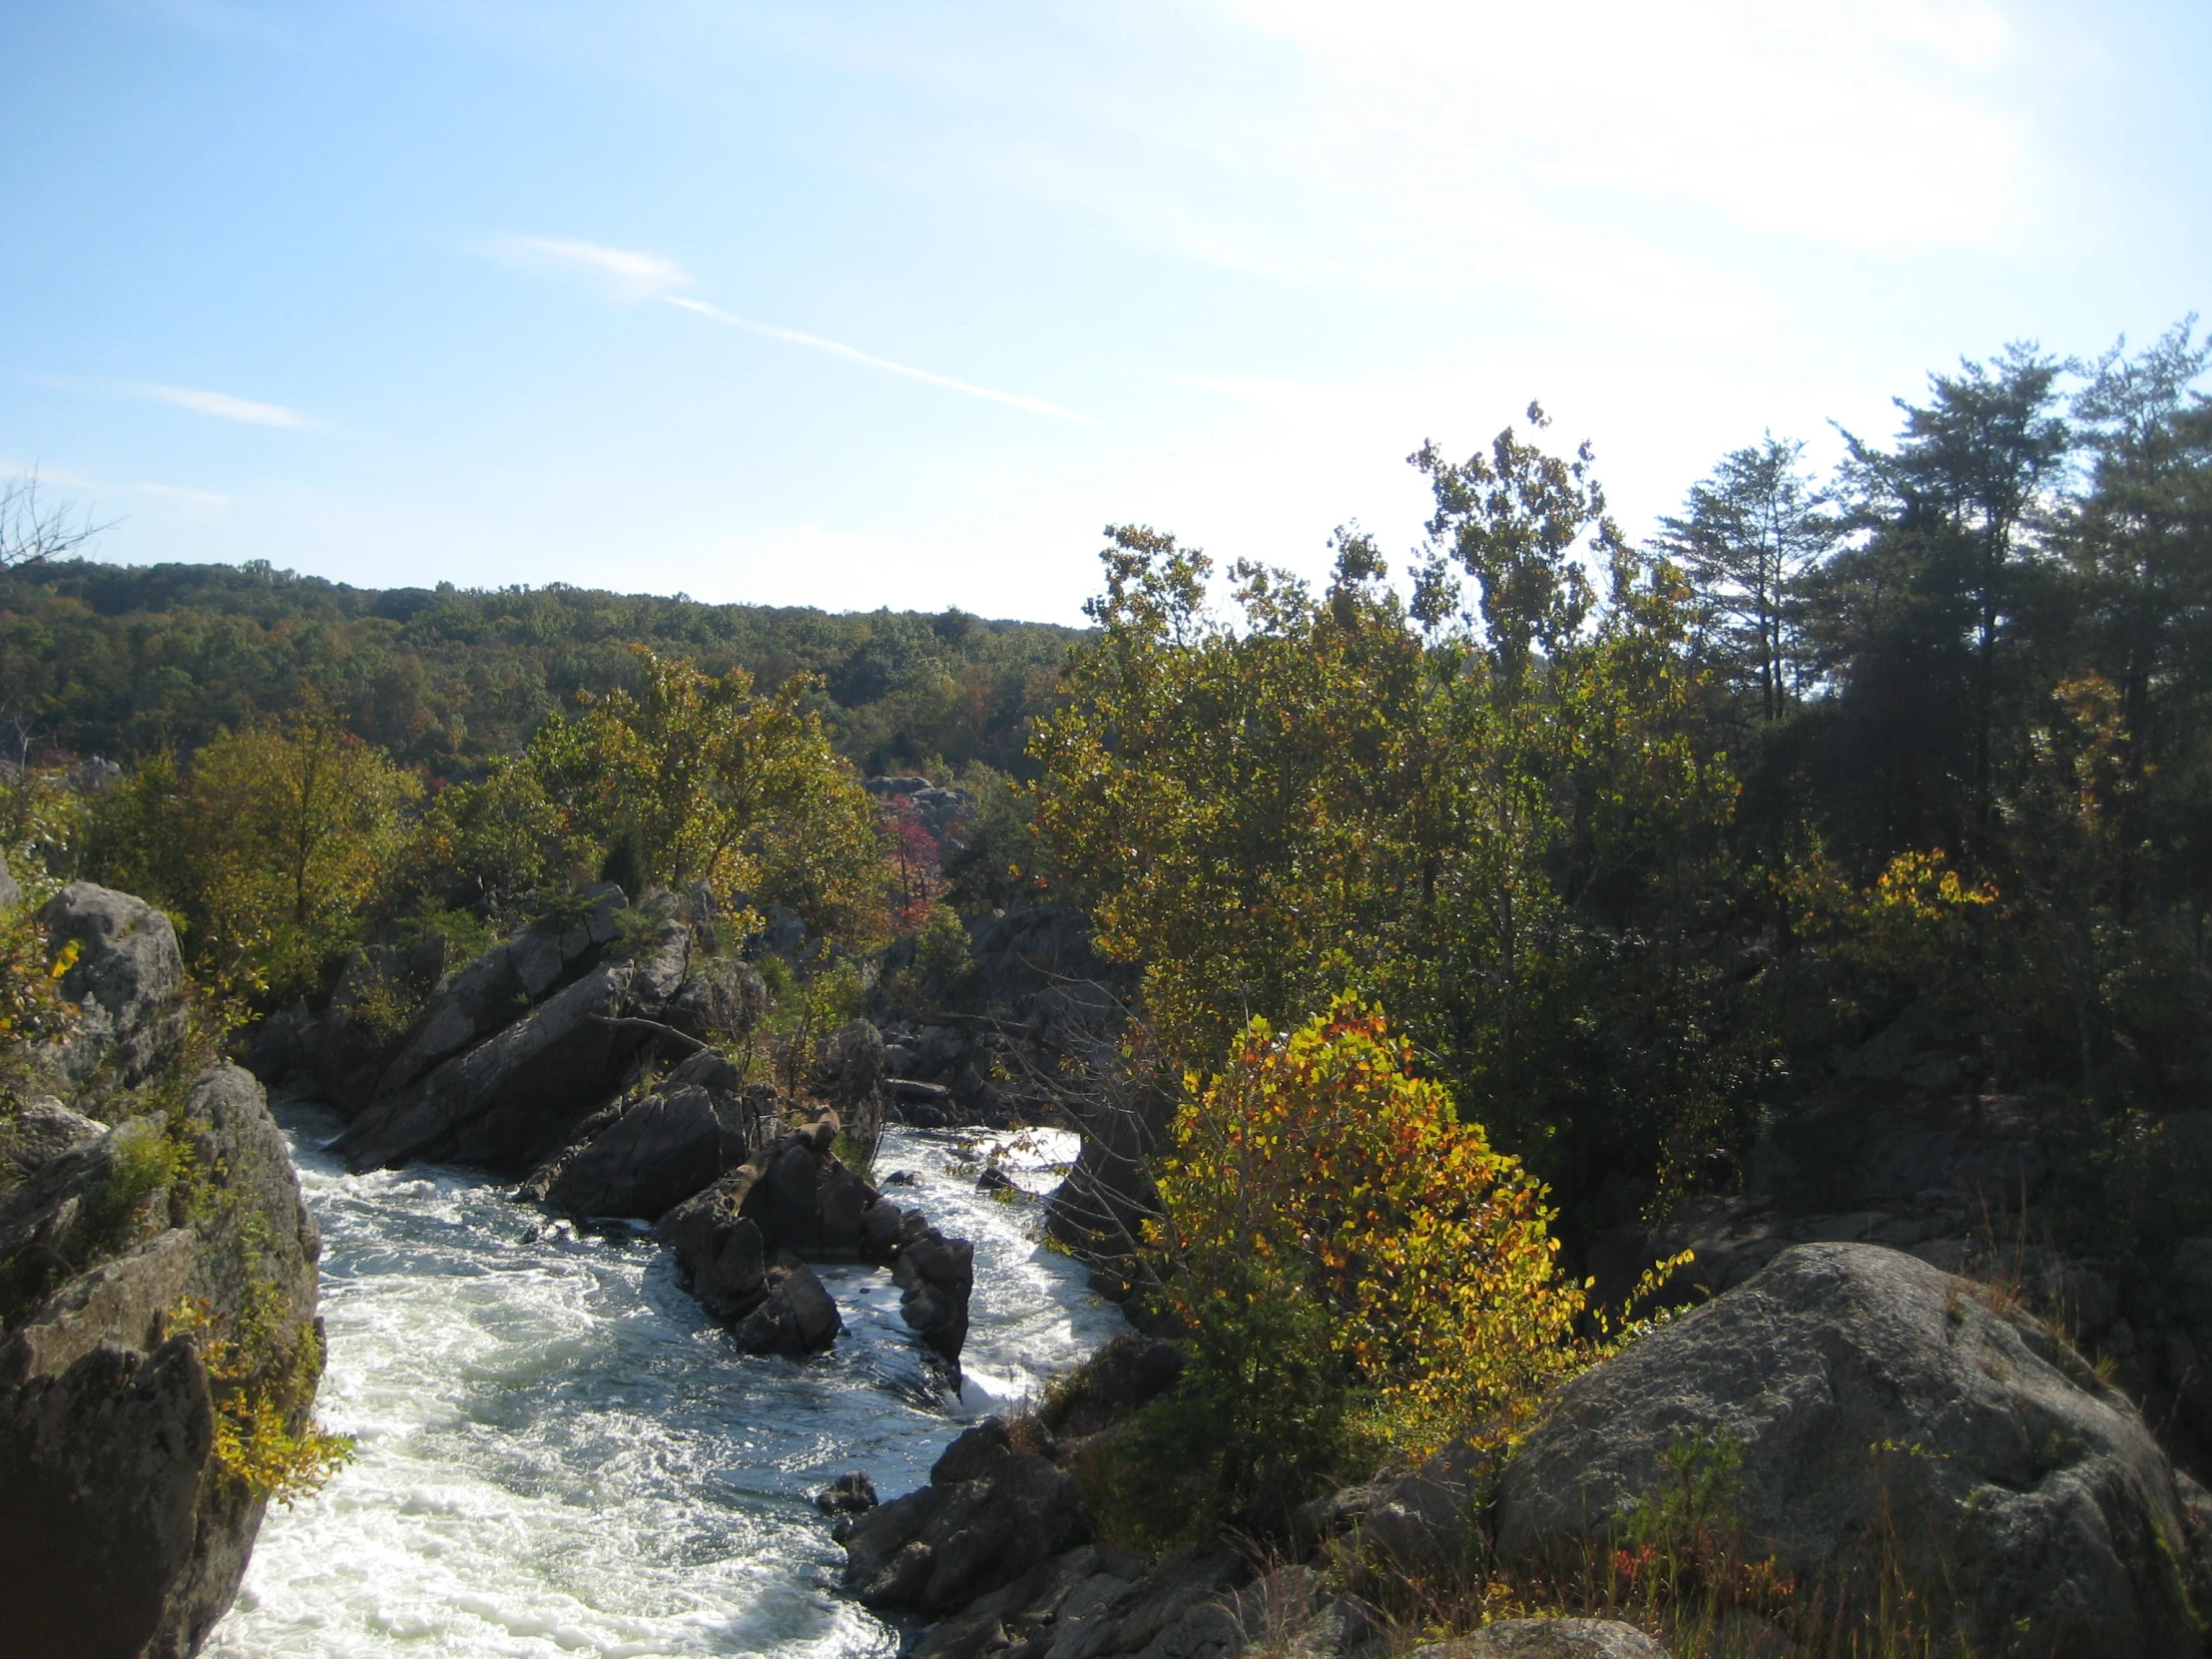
[337,960,652,1172]
[1495,1243,2206,1658]
[731,1256,842,1356]
[0,1064,321,1659]
[893,1211,974,1363]
[840,1416,1089,1614]
[518,1051,756,1221]
[653,1108,975,1361]
[36,882,188,1095]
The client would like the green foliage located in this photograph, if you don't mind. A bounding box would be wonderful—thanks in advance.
[1034,419,1741,1221]
[85,703,421,1002]
[0,561,1076,781]
[527,646,887,942]
[173,1259,352,1505]
[0,909,78,1112]
[1154,999,1592,1460]
[905,901,974,1005]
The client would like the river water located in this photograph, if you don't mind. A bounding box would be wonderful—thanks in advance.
[207,1109,1124,1659]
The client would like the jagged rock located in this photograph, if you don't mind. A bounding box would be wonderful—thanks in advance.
[368,884,627,1101]
[2,1098,106,1183]
[1292,1439,1482,1574]
[1412,1623,1669,1659]
[976,1165,1018,1196]
[0,1064,320,1659]
[653,1110,973,1358]
[816,1469,879,1514]
[815,1018,886,1147]
[840,1416,1090,1613]
[519,1050,755,1221]
[1496,1243,2205,1659]
[664,959,768,1043]
[338,960,650,1173]
[1036,1335,1185,1439]
[894,1210,974,1363]
[36,881,188,1095]
[731,1256,841,1355]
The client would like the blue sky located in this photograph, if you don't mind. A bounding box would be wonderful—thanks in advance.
[2,1,2205,624]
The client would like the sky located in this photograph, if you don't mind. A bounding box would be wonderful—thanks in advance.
[1,1,2206,625]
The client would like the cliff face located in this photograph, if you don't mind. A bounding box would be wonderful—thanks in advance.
[0,880,322,1659]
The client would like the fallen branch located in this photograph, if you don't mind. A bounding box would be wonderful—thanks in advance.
[589,1014,709,1055]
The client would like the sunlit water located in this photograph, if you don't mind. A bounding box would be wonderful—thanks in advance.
[208,1111,1124,1658]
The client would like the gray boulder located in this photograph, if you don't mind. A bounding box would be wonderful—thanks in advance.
[338,960,650,1172]
[37,882,188,1095]
[520,1051,755,1221]
[841,1416,1089,1613]
[731,1256,841,1355]
[0,846,19,908]
[368,884,627,1101]
[0,1064,321,1659]
[2,1097,107,1183]
[1495,1243,2205,1658]
[1412,1624,1667,1659]
[894,1210,975,1363]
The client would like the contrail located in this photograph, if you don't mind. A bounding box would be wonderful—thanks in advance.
[663,296,1098,425]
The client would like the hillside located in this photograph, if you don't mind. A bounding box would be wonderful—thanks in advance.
[0,559,1083,780]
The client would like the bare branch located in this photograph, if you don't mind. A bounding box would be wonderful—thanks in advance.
[0,472,116,569]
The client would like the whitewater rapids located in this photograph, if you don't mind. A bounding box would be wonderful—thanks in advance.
[207,1109,1124,1658]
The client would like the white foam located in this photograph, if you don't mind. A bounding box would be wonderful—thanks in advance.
[207,1114,1122,1658]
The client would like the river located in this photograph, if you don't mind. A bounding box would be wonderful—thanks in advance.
[206,1108,1124,1658]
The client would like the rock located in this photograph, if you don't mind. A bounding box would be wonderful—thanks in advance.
[0,1064,321,1659]
[1292,1440,1482,1576]
[894,1210,975,1363]
[339,960,650,1172]
[2,1098,106,1182]
[816,1019,887,1146]
[1495,1243,2204,1658]
[1037,1335,1185,1439]
[523,1070,755,1221]
[977,1165,1018,1196]
[37,881,188,1094]
[656,1167,770,1317]
[653,1112,970,1359]
[731,1256,841,1355]
[1411,1622,1669,1659]
[0,847,19,908]
[840,1415,1090,1613]
[368,885,627,1102]
[816,1469,879,1514]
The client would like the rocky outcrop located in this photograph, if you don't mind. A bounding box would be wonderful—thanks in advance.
[0,1064,321,1659]
[841,1416,1092,1613]
[36,881,188,1095]
[337,958,652,1172]
[731,1255,842,1355]
[1496,1243,2206,1658]
[653,1107,975,1361]
[892,1210,974,1362]
[516,1051,761,1221]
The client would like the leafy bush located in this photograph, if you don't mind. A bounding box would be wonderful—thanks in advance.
[1115,996,1601,1544]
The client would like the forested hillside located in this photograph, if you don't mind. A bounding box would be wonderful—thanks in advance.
[0,559,1079,780]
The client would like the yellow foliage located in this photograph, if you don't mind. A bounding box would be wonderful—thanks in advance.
[1155,995,1594,1459]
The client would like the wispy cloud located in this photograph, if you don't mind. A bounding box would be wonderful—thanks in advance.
[132,481,232,506]
[487,235,692,297]
[124,381,316,427]
[663,296,1098,425]
[491,233,1095,423]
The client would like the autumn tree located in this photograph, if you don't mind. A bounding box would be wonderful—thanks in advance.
[89,704,421,999]
[527,647,886,944]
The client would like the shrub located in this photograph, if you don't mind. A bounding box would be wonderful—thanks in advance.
[1127,996,1597,1541]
